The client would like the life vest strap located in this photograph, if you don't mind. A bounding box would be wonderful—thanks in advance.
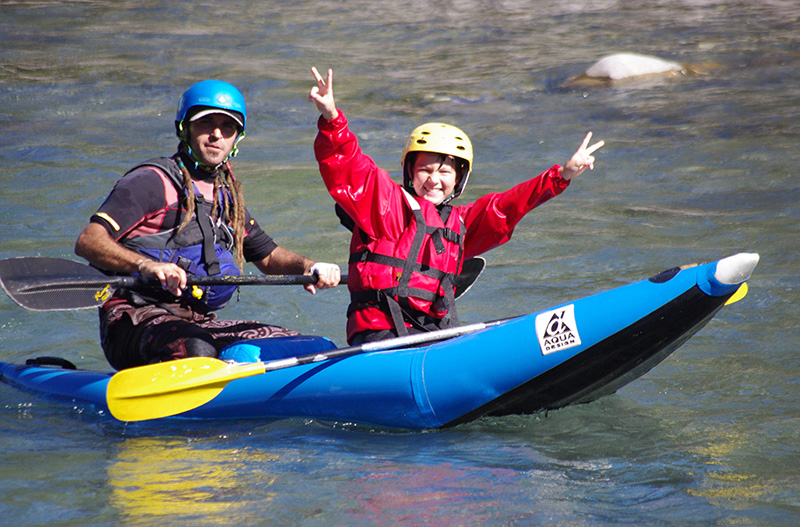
[341,190,465,336]
[347,289,455,335]
[194,195,221,276]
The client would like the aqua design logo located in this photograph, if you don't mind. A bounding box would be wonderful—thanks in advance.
[535,304,581,355]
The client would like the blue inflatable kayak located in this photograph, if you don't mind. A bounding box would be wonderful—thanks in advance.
[0,253,759,429]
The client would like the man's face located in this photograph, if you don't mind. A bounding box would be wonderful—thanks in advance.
[187,113,241,168]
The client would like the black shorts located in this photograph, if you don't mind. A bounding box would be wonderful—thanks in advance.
[99,301,298,370]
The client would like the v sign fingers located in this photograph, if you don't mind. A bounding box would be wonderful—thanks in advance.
[310,67,338,121]
[561,132,605,181]
[583,132,605,157]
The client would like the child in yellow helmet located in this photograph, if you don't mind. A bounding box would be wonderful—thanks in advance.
[309,67,603,345]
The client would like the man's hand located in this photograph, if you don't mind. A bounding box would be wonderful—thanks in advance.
[305,262,341,295]
[138,259,187,297]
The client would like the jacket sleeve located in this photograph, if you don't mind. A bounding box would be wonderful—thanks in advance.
[241,208,278,262]
[460,166,570,259]
[314,112,408,240]
[90,168,168,241]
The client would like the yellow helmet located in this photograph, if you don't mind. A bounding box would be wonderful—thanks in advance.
[401,122,473,203]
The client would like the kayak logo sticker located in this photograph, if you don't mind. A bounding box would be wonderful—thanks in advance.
[535,304,581,355]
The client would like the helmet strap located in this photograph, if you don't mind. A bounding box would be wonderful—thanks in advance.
[401,152,418,195]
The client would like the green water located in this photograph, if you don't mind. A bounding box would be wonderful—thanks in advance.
[1,1,799,525]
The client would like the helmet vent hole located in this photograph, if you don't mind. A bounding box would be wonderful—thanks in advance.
[416,139,428,145]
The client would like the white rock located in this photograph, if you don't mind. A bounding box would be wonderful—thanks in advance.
[584,53,684,80]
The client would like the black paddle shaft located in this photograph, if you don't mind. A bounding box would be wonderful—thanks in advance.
[0,257,332,311]
[0,256,484,311]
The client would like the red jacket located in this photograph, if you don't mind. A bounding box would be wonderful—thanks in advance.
[315,112,570,343]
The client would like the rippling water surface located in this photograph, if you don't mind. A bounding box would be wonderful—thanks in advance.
[1,1,799,525]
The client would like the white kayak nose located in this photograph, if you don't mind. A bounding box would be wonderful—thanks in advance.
[715,253,760,285]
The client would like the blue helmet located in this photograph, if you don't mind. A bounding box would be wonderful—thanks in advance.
[175,80,247,169]
[176,80,246,133]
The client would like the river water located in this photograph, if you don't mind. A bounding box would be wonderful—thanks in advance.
[1,1,798,525]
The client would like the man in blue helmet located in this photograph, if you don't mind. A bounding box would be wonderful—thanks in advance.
[75,80,341,370]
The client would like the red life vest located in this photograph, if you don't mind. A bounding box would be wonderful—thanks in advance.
[345,189,465,341]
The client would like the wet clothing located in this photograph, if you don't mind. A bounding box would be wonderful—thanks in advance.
[90,151,294,370]
[343,187,466,339]
[314,112,570,344]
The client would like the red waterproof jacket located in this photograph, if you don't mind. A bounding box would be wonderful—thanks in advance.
[314,113,570,343]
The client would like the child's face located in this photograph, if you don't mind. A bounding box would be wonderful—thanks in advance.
[412,152,458,205]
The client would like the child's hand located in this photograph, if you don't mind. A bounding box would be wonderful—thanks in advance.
[310,67,339,121]
[561,132,604,180]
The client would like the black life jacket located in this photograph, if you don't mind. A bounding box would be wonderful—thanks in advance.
[119,156,240,310]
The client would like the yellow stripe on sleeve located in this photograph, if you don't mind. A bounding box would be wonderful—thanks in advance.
[95,212,121,231]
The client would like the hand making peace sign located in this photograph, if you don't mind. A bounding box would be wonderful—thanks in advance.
[560,132,605,181]
[309,67,339,121]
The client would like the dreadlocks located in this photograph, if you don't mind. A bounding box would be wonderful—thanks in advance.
[176,159,246,272]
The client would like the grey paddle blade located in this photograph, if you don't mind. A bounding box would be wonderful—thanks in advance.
[0,256,119,311]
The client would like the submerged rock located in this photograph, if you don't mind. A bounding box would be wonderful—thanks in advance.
[586,53,684,80]
[564,52,711,88]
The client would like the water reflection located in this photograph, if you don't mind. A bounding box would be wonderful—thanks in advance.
[687,428,775,506]
[345,462,526,525]
[107,438,277,524]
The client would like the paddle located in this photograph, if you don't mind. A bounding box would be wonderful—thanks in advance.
[0,255,485,311]
[455,256,485,298]
[0,256,334,311]
[106,315,511,421]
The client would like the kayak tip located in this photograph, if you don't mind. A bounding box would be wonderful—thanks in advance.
[714,252,760,286]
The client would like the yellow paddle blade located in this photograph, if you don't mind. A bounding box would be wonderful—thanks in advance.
[106,357,265,422]
[724,282,749,306]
